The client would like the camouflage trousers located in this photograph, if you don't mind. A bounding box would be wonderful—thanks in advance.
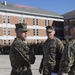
[68,71,75,75]
[10,68,32,75]
[43,65,58,75]
[43,66,52,75]
[61,71,75,75]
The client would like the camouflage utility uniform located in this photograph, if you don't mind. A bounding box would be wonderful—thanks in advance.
[40,37,64,75]
[59,39,75,75]
[9,38,32,75]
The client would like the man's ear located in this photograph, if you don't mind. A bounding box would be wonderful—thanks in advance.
[54,30,55,34]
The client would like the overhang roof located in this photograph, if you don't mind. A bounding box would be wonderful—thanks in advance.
[62,10,75,19]
[0,1,63,19]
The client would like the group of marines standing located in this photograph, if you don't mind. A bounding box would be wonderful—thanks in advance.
[9,23,75,75]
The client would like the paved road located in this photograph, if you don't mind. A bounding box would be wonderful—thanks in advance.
[0,55,43,75]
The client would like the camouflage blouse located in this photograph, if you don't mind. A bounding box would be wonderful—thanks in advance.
[43,37,64,73]
[59,39,75,75]
[9,38,31,75]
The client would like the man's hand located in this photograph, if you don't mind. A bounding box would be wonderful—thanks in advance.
[39,67,43,74]
[58,71,62,75]
[62,73,68,75]
[58,71,68,75]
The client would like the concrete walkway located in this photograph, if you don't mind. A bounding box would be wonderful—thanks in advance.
[0,55,43,75]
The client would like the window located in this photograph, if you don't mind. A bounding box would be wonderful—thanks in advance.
[33,19,35,25]
[53,21,58,27]
[36,19,38,25]
[45,20,47,26]
[4,40,6,45]
[4,28,6,35]
[8,28,10,35]
[37,29,38,36]
[37,40,39,42]
[3,15,10,23]
[33,29,35,35]
[7,16,10,23]
[58,22,64,27]
[3,15,6,23]
[8,40,10,44]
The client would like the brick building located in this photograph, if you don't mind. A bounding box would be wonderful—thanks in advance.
[63,10,75,39]
[0,1,64,45]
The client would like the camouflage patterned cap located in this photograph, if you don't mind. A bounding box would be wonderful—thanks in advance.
[46,26,55,32]
[15,23,29,31]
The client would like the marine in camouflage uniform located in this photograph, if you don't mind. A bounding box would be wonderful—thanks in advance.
[39,26,64,75]
[9,23,35,75]
[59,25,75,75]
